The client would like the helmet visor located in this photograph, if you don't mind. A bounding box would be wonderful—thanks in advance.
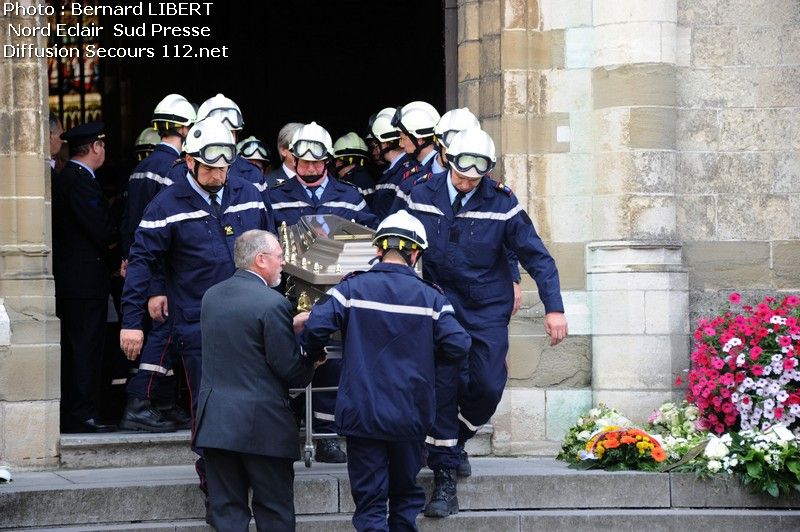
[240,141,268,160]
[196,143,236,165]
[450,152,493,176]
[291,139,329,161]
[208,108,243,130]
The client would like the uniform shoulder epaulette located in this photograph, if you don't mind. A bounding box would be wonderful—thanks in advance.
[335,177,358,190]
[495,181,513,197]
[170,158,186,169]
[413,172,433,186]
[270,179,290,190]
[402,165,420,180]
[420,277,445,294]
[400,159,414,170]
[341,270,365,281]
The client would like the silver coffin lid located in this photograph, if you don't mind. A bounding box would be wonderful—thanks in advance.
[278,214,376,285]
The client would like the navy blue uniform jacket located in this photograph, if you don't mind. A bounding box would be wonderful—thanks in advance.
[119,144,180,258]
[397,172,563,329]
[303,263,471,441]
[121,174,272,335]
[52,161,115,299]
[270,175,379,229]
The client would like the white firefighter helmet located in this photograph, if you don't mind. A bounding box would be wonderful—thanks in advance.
[333,132,369,159]
[289,122,333,161]
[392,101,440,139]
[434,107,480,148]
[134,126,160,157]
[373,209,428,251]
[237,136,271,162]
[151,93,195,132]
[196,93,244,131]
[370,107,401,142]
[445,127,496,179]
[183,116,237,168]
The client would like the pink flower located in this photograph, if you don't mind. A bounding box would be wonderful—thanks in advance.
[779,335,792,347]
[752,365,764,376]
[775,407,784,420]
[750,346,763,361]
[674,375,683,386]
[784,358,797,371]
[703,326,716,336]
[711,357,725,370]
[720,373,734,386]
[741,395,751,406]
[786,295,800,307]
[729,292,741,304]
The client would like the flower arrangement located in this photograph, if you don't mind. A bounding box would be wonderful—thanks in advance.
[686,293,800,435]
[556,404,631,464]
[575,427,667,471]
[687,424,800,497]
[647,401,706,460]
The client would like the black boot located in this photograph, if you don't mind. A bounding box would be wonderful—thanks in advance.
[119,397,178,432]
[457,449,472,478]
[424,468,458,518]
[155,403,192,430]
[315,438,347,463]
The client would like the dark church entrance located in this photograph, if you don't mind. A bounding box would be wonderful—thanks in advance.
[97,0,449,174]
[47,0,451,427]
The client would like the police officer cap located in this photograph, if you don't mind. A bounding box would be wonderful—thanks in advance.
[61,120,105,148]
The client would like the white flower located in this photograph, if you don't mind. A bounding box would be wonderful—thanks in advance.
[763,409,775,420]
[770,316,782,325]
[772,354,783,363]
[777,390,789,402]
[742,377,756,389]
[767,424,796,443]
[736,353,746,367]
[588,408,601,417]
[577,430,592,441]
[707,459,722,473]
[756,388,765,397]
[731,338,743,346]
[740,420,752,430]
[704,436,731,459]
[763,366,773,376]
[764,398,776,410]
[782,346,793,354]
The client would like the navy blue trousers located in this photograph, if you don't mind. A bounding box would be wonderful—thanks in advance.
[427,325,509,470]
[310,358,341,433]
[347,436,425,532]
[126,315,177,403]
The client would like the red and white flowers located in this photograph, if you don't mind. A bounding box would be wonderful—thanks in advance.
[686,293,800,436]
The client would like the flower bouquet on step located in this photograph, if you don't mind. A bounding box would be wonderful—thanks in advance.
[556,404,632,464]
[647,401,707,460]
[683,424,800,497]
[571,427,667,471]
[686,293,800,436]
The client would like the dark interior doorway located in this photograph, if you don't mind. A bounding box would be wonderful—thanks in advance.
[100,0,446,175]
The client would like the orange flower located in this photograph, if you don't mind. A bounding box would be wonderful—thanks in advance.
[620,435,636,445]
[651,447,667,462]
[603,438,620,449]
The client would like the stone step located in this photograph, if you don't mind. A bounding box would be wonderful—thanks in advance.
[15,509,800,532]
[3,458,799,529]
[59,426,494,469]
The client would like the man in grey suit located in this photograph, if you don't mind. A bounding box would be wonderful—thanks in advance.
[196,229,320,531]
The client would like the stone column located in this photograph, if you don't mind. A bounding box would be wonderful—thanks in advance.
[587,0,688,422]
[0,8,60,469]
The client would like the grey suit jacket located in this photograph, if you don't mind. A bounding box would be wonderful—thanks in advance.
[194,269,314,458]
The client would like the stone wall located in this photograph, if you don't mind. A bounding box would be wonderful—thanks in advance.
[676,0,800,323]
[0,5,60,469]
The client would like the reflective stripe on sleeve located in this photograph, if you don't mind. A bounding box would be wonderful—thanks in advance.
[271,201,309,210]
[129,171,174,187]
[425,436,458,447]
[321,200,367,211]
[313,411,335,421]
[328,288,453,320]
[139,210,208,229]
[456,204,523,221]
[224,201,266,214]
[405,199,444,216]
[139,363,169,375]
[458,412,481,432]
